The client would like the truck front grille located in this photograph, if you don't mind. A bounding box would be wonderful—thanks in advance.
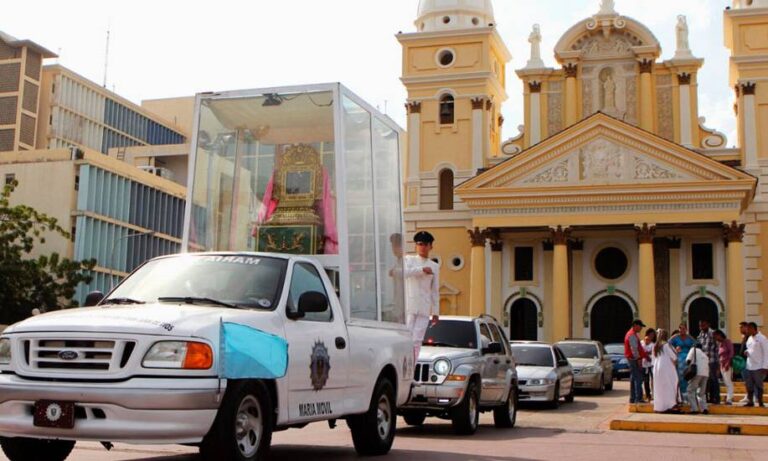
[413,363,431,383]
[25,338,136,373]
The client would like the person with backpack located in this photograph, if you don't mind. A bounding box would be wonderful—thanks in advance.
[685,344,710,414]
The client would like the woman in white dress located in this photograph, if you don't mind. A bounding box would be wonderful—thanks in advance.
[652,329,679,413]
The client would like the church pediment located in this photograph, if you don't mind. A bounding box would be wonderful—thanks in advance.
[456,113,756,225]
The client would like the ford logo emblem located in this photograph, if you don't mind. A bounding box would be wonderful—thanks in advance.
[58,350,79,361]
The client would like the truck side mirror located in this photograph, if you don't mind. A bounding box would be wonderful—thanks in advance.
[298,291,328,313]
[483,342,503,355]
[84,291,105,307]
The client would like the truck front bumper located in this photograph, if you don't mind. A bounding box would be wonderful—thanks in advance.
[0,373,221,444]
[400,381,466,411]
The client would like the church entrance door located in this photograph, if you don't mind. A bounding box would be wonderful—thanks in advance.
[688,297,719,338]
[509,298,538,341]
[590,295,633,345]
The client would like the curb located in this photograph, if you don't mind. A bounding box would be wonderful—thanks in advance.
[629,403,768,416]
[610,419,768,436]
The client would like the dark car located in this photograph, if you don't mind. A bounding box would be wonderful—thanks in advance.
[604,343,629,380]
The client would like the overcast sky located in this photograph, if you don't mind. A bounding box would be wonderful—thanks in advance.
[4,0,738,144]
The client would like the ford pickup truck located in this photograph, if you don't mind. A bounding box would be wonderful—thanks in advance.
[0,252,413,461]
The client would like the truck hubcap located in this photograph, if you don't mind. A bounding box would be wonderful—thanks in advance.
[235,395,262,457]
[377,394,392,440]
[469,392,478,428]
[508,391,516,419]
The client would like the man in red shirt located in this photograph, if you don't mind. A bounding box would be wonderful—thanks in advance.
[625,319,648,404]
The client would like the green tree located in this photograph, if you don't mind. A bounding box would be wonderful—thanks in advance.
[0,179,96,325]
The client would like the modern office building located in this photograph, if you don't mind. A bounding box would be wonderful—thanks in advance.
[0,148,186,304]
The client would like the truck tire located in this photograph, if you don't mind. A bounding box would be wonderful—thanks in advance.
[349,377,396,456]
[451,380,479,435]
[493,386,517,428]
[0,437,75,461]
[200,380,273,461]
[402,412,426,426]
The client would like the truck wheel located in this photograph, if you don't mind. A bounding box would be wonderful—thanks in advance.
[349,377,396,456]
[451,380,479,435]
[493,386,517,428]
[0,437,75,461]
[402,412,427,426]
[200,381,273,461]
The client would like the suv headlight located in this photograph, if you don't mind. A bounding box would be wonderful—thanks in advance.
[143,341,213,369]
[0,339,10,365]
[582,366,602,374]
[433,359,451,376]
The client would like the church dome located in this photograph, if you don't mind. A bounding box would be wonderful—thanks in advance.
[416,0,495,32]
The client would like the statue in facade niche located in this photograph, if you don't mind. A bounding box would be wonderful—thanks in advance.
[602,74,617,111]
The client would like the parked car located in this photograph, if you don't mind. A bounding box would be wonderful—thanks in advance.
[605,343,630,380]
[556,339,614,393]
[509,341,574,408]
[399,315,518,435]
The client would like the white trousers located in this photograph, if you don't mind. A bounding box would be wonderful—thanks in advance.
[407,314,430,362]
[720,366,734,403]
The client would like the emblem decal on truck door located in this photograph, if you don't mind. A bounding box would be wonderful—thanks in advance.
[310,340,331,391]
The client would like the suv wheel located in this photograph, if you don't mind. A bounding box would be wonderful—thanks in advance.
[451,380,479,435]
[1,438,75,461]
[493,386,517,428]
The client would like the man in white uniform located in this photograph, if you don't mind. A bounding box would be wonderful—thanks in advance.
[404,231,440,361]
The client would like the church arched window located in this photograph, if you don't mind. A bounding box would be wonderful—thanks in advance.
[439,168,454,210]
[439,94,455,125]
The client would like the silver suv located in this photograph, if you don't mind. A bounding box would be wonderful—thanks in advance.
[399,315,518,435]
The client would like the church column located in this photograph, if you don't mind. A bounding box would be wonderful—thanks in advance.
[636,224,657,327]
[564,64,579,127]
[529,82,542,145]
[490,233,504,322]
[668,238,682,330]
[570,239,584,338]
[724,222,746,340]
[638,59,654,132]
[468,227,489,317]
[471,98,485,172]
[741,82,759,169]
[406,102,421,180]
[551,226,571,341]
[677,73,693,147]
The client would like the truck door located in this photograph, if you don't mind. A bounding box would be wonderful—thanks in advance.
[478,322,503,403]
[488,322,512,401]
[283,262,349,422]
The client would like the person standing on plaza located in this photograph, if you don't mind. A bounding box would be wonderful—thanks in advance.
[686,344,711,414]
[652,329,678,413]
[713,329,735,405]
[404,231,440,362]
[669,324,696,399]
[624,319,648,404]
[697,320,721,404]
[642,328,656,401]
[743,322,766,407]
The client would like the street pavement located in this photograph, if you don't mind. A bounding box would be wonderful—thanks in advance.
[2,381,766,461]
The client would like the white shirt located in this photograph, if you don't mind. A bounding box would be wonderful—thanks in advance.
[745,334,766,371]
[686,348,710,378]
[404,255,440,318]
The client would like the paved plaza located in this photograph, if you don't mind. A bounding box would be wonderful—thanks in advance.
[3,382,766,461]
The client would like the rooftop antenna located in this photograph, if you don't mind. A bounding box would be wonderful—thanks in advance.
[103,24,111,88]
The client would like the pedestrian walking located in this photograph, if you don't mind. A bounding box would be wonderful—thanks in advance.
[624,319,648,404]
[652,329,678,413]
[685,344,710,414]
[697,320,721,404]
[642,328,656,401]
[404,231,440,362]
[743,322,767,407]
[738,321,751,404]
[669,324,696,399]
[713,329,735,405]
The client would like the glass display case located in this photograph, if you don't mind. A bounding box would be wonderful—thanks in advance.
[182,84,405,324]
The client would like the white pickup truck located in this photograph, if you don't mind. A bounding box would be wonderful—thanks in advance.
[0,252,413,461]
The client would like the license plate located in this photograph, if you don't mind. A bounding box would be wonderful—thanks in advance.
[33,400,75,429]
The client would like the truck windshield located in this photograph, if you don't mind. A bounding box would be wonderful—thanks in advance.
[107,255,287,309]
[558,343,599,360]
[422,320,477,349]
[510,346,554,367]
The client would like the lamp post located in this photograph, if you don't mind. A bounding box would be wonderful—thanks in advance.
[109,229,155,288]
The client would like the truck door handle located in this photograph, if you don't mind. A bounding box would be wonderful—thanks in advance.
[335,337,346,350]
[493,359,500,364]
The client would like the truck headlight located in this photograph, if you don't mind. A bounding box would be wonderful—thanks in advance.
[143,341,213,370]
[0,339,10,365]
[433,359,451,376]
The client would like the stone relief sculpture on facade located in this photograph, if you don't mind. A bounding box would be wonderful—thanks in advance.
[580,138,625,180]
[656,75,674,141]
[524,159,570,184]
[547,81,563,136]
[634,158,681,180]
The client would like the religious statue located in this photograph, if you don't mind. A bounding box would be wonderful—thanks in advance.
[525,24,545,69]
[602,74,617,111]
[674,15,692,58]
[599,0,616,15]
